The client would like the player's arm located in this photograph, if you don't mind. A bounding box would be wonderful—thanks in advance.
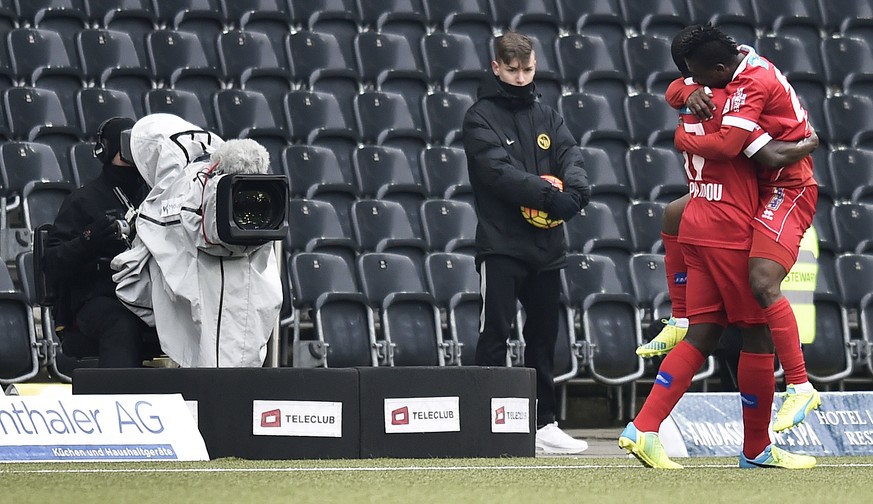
[751,129,819,168]
[674,122,751,160]
[665,77,715,119]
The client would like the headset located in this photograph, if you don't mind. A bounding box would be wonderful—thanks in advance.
[93,116,125,163]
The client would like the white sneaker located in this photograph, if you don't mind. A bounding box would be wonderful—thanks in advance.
[535,422,589,454]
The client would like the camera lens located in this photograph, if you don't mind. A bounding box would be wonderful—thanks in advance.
[232,180,284,230]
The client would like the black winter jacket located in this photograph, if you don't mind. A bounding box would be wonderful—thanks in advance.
[462,76,590,271]
[44,164,148,327]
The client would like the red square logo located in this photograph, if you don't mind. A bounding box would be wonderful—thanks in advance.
[494,406,505,425]
[261,409,281,428]
[391,406,409,425]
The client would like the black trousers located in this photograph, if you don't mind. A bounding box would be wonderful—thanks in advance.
[475,255,560,426]
[72,295,153,368]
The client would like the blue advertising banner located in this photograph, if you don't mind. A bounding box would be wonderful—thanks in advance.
[665,392,873,457]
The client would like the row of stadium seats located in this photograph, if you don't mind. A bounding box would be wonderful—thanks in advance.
[7,25,873,98]
[3,0,872,34]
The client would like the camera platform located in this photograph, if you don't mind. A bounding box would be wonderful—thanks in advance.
[73,366,536,459]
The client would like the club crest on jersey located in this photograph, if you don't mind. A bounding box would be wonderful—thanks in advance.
[761,188,784,220]
[730,88,746,112]
[536,133,551,150]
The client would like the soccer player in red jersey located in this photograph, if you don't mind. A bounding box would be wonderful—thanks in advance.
[619,26,819,470]
[672,25,821,433]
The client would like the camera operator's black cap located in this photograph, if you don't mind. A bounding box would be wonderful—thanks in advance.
[94,116,136,164]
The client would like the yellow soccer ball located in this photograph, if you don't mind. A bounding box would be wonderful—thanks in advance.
[521,175,564,229]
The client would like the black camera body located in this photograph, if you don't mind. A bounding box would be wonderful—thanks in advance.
[215,173,289,246]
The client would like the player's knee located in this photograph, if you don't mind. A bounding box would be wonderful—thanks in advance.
[748,269,782,307]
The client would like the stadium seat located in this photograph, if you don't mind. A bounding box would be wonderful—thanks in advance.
[623,93,677,146]
[217,30,285,86]
[488,0,557,29]
[561,252,645,387]
[564,200,634,265]
[420,199,476,253]
[625,146,687,203]
[714,17,758,47]
[828,148,873,204]
[419,145,471,198]
[835,253,873,317]
[831,203,873,254]
[14,0,82,21]
[152,0,223,24]
[75,28,146,85]
[69,141,101,186]
[222,0,289,26]
[285,199,358,271]
[284,144,356,195]
[818,0,873,32]
[638,13,687,41]
[628,252,667,318]
[527,68,557,106]
[558,92,623,142]
[212,89,285,140]
[354,90,425,144]
[351,199,427,276]
[171,9,224,66]
[7,27,82,85]
[802,292,854,384]
[85,0,156,26]
[0,141,66,197]
[622,35,677,90]
[354,32,424,86]
[580,131,632,181]
[286,30,351,83]
[443,12,493,65]
[308,10,359,66]
[555,34,624,86]
[289,251,380,368]
[422,91,474,145]
[627,201,666,253]
[377,70,429,129]
[421,0,486,25]
[576,14,627,70]
[352,144,424,198]
[421,32,482,84]
[823,94,873,147]
[284,90,358,166]
[751,0,821,31]
[861,291,873,377]
[813,194,837,253]
[822,37,873,86]
[146,29,222,88]
[75,88,137,137]
[20,180,74,230]
[376,12,429,69]
[791,75,828,134]
[0,260,40,385]
[577,146,632,199]
[619,0,690,30]
[357,251,447,366]
[443,68,490,101]
[145,89,211,131]
[28,129,82,184]
[3,87,72,140]
[754,35,823,79]
[577,71,630,132]
[356,0,423,27]
[555,0,621,30]
[687,0,752,23]
[32,7,89,61]
[424,252,479,365]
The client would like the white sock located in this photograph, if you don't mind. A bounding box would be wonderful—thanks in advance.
[674,317,689,328]
[791,381,814,393]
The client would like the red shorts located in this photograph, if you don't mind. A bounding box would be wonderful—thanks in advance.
[681,243,766,327]
[750,185,817,271]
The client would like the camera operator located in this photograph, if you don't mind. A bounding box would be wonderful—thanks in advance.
[44,117,156,368]
[112,113,284,368]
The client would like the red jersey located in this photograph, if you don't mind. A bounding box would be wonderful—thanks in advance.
[667,79,768,250]
[722,46,815,188]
